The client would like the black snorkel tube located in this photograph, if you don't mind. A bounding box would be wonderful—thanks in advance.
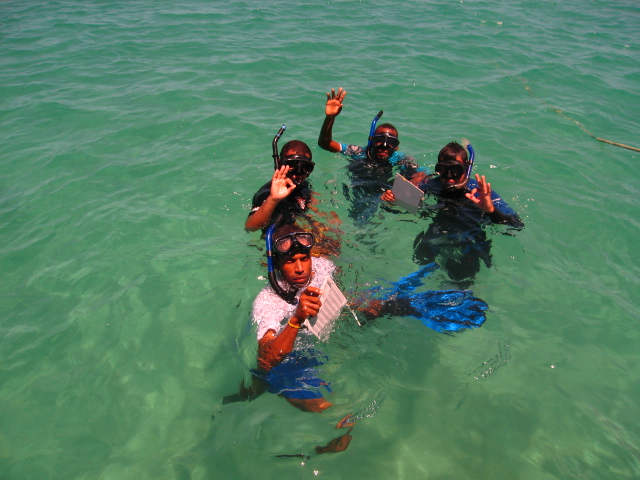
[265,223,298,305]
[366,110,383,160]
[272,125,286,170]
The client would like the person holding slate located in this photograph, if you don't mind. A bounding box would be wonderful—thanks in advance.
[225,223,488,453]
[237,223,354,454]
[382,141,523,286]
[233,223,488,407]
[248,224,344,413]
[317,87,427,224]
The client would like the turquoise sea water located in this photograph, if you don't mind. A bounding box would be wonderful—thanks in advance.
[1,1,639,479]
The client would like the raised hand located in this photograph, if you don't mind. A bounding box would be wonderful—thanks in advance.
[270,165,296,202]
[325,87,346,117]
[465,174,495,213]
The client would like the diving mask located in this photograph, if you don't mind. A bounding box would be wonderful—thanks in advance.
[274,232,315,256]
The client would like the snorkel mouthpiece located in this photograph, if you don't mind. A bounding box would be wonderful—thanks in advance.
[265,224,298,305]
[272,125,286,170]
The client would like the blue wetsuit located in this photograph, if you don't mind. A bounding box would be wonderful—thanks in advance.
[339,143,423,225]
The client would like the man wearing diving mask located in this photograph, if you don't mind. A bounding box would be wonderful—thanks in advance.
[382,141,523,287]
[317,87,426,224]
[245,140,315,232]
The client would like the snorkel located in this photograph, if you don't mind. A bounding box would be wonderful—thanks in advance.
[272,125,286,170]
[366,110,384,160]
[265,223,298,305]
[465,143,475,181]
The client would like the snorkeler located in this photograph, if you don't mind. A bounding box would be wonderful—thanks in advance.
[241,224,355,453]
[382,141,524,287]
[245,131,316,232]
[227,223,487,454]
[246,127,342,256]
[317,87,426,224]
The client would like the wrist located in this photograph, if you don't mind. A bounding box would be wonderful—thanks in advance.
[288,317,302,329]
[266,195,282,206]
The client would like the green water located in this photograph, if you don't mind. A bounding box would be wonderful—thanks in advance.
[1,1,639,479]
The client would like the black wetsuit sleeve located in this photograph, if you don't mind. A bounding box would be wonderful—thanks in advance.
[248,182,271,215]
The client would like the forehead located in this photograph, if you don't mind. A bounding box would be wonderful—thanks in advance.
[375,126,398,136]
[278,252,311,264]
[440,155,465,165]
[282,149,310,159]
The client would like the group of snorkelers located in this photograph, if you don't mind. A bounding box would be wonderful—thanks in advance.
[229,87,524,455]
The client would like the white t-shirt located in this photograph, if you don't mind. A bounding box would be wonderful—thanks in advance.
[252,257,335,340]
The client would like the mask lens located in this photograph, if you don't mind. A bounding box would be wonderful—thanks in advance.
[296,233,315,248]
[274,233,315,255]
[283,158,314,175]
[435,163,465,178]
[373,135,399,150]
[274,236,293,254]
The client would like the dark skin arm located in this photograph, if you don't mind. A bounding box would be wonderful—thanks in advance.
[318,87,346,153]
[257,286,323,371]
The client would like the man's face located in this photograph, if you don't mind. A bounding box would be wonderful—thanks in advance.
[281,149,312,184]
[278,253,312,286]
[436,155,467,189]
[370,126,399,161]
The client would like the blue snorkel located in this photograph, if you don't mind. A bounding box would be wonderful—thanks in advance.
[366,110,383,160]
[272,125,286,170]
[465,143,475,181]
[265,223,298,305]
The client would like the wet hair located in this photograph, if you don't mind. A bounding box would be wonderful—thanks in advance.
[438,142,468,164]
[375,123,399,137]
[280,140,312,160]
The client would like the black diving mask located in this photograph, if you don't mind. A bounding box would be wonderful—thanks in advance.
[282,155,315,176]
[371,133,399,150]
[435,163,466,179]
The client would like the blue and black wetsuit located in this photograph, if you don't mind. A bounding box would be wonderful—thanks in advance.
[413,177,523,286]
[339,144,422,225]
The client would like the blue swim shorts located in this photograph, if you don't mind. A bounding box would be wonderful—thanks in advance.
[252,349,332,400]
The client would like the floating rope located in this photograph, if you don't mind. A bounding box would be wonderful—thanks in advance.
[522,83,640,153]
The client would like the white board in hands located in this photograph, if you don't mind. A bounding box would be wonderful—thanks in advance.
[391,173,424,214]
[304,275,347,341]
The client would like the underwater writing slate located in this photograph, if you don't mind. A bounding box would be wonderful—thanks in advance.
[392,173,424,214]
[305,275,347,341]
